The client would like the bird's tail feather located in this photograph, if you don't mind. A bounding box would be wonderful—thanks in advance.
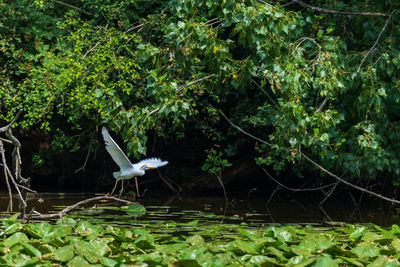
[113,171,120,179]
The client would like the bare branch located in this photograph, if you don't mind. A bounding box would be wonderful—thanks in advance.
[220,110,400,205]
[32,194,133,219]
[357,11,394,72]
[319,181,339,205]
[123,23,145,34]
[5,164,26,208]
[176,74,216,93]
[250,78,278,108]
[0,109,23,133]
[52,0,93,16]
[292,0,390,17]
[75,129,96,173]
[82,42,101,59]
[0,140,13,211]
[263,168,337,191]
[315,97,328,113]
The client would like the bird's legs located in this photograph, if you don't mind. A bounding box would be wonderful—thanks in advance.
[119,180,124,197]
[111,179,120,195]
[135,177,141,198]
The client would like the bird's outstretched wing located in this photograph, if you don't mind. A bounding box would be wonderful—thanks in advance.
[137,158,168,169]
[102,127,133,170]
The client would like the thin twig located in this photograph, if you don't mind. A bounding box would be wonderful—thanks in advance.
[52,0,93,16]
[5,165,26,208]
[123,23,145,34]
[176,74,216,93]
[319,182,339,205]
[315,97,328,113]
[220,110,400,205]
[267,185,281,204]
[263,168,337,191]
[17,183,37,193]
[250,78,278,108]
[357,11,394,72]
[281,1,295,7]
[292,0,390,17]
[75,129,96,173]
[82,42,101,59]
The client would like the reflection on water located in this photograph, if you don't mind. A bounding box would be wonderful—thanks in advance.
[0,191,397,226]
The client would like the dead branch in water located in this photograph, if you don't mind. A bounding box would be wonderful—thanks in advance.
[0,109,29,214]
[30,194,133,220]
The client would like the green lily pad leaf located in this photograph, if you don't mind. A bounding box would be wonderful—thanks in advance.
[265,226,296,242]
[91,240,111,257]
[237,228,261,241]
[368,256,400,266]
[266,246,287,261]
[294,233,333,253]
[227,240,259,255]
[2,221,21,236]
[75,221,103,236]
[287,255,315,267]
[187,219,199,226]
[390,224,400,234]
[4,232,29,247]
[361,231,381,242]
[54,245,74,262]
[74,240,99,263]
[21,242,41,258]
[249,255,278,266]
[121,204,146,217]
[391,238,400,251]
[340,256,364,266]
[100,256,119,267]
[68,255,90,266]
[186,235,205,247]
[350,226,367,240]
[56,217,78,227]
[351,243,380,259]
[134,232,155,250]
[1,213,20,227]
[315,254,339,267]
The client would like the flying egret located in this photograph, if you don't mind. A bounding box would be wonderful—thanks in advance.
[101,127,168,197]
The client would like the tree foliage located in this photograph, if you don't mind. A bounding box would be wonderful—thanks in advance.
[1,0,400,183]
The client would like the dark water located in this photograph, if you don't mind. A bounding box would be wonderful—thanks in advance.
[0,190,397,226]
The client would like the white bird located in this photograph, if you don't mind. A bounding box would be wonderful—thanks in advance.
[101,127,168,197]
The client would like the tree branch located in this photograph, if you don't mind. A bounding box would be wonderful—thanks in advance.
[291,0,390,17]
[357,10,394,72]
[220,110,400,205]
[0,109,23,133]
[52,0,93,16]
[176,74,216,93]
[263,168,337,192]
[31,194,133,219]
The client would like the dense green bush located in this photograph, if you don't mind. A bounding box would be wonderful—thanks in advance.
[1,0,400,183]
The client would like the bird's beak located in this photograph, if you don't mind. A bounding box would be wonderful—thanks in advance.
[147,167,154,170]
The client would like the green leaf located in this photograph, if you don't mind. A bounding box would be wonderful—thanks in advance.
[120,204,146,217]
[54,245,74,262]
[4,232,29,247]
[21,242,41,258]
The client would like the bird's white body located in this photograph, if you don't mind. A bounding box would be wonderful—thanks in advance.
[101,127,168,195]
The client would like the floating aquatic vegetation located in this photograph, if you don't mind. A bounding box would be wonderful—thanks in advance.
[0,205,399,266]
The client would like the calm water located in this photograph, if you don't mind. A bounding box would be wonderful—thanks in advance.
[0,190,397,226]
